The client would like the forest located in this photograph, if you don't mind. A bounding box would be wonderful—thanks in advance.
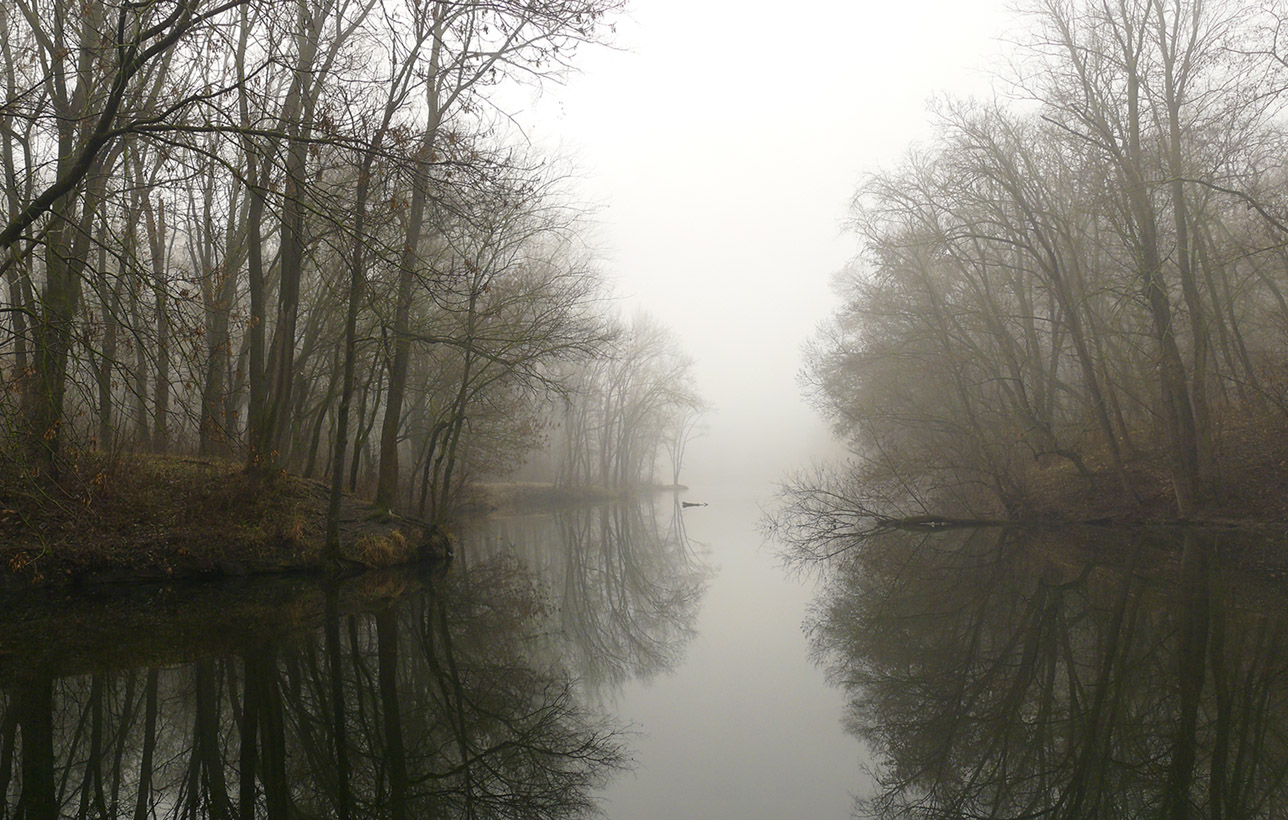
[0,0,705,548]
[802,0,1288,520]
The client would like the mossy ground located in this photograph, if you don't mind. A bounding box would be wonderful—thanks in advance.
[0,452,434,587]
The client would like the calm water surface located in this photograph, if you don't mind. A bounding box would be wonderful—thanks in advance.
[458,486,861,819]
[807,524,1288,818]
[3,494,1284,818]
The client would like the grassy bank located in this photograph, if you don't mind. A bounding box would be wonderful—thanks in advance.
[0,453,444,588]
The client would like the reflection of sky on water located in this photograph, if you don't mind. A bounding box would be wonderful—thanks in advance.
[458,495,711,695]
[539,487,863,820]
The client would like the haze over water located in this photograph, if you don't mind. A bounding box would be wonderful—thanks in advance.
[595,487,863,819]
[510,0,1013,489]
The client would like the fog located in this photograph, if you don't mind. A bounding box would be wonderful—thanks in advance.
[11,1,1285,817]
[511,0,1012,490]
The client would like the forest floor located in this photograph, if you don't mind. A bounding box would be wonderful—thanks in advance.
[0,453,448,589]
[1016,414,1288,525]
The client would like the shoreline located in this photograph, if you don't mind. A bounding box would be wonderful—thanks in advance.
[0,454,688,590]
[3,450,1285,591]
[0,454,445,590]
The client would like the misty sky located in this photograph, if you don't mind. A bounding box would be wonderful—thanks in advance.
[517,0,1012,491]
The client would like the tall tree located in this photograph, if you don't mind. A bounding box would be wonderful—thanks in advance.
[373,0,622,512]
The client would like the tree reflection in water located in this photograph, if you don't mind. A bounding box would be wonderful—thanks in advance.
[459,496,710,692]
[0,557,630,820]
[805,525,1288,819]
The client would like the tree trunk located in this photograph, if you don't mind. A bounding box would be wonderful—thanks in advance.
[376,30,444,511]
[142,192,170,452]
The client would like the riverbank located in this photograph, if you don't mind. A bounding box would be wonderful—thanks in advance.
[0,454,679,588]
[0,454,445,588]
[995,417,1288,525]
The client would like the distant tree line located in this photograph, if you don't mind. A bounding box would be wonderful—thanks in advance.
[805,0,1288,517]
[0,0,702,530]
[548,314,705,490]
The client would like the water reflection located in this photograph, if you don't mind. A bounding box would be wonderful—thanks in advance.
[807,526,1288,818]
[460,497,709,692]
[0,557,633,819]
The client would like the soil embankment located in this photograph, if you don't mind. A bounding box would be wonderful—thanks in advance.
[0,455,448,588]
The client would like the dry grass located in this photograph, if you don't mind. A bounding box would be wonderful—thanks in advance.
[1015,412,1288,522]
[352,529,413,568]
[0,452,436,586]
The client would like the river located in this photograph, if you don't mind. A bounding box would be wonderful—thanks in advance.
[2,494,1284,817]
[457,486,862,818]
